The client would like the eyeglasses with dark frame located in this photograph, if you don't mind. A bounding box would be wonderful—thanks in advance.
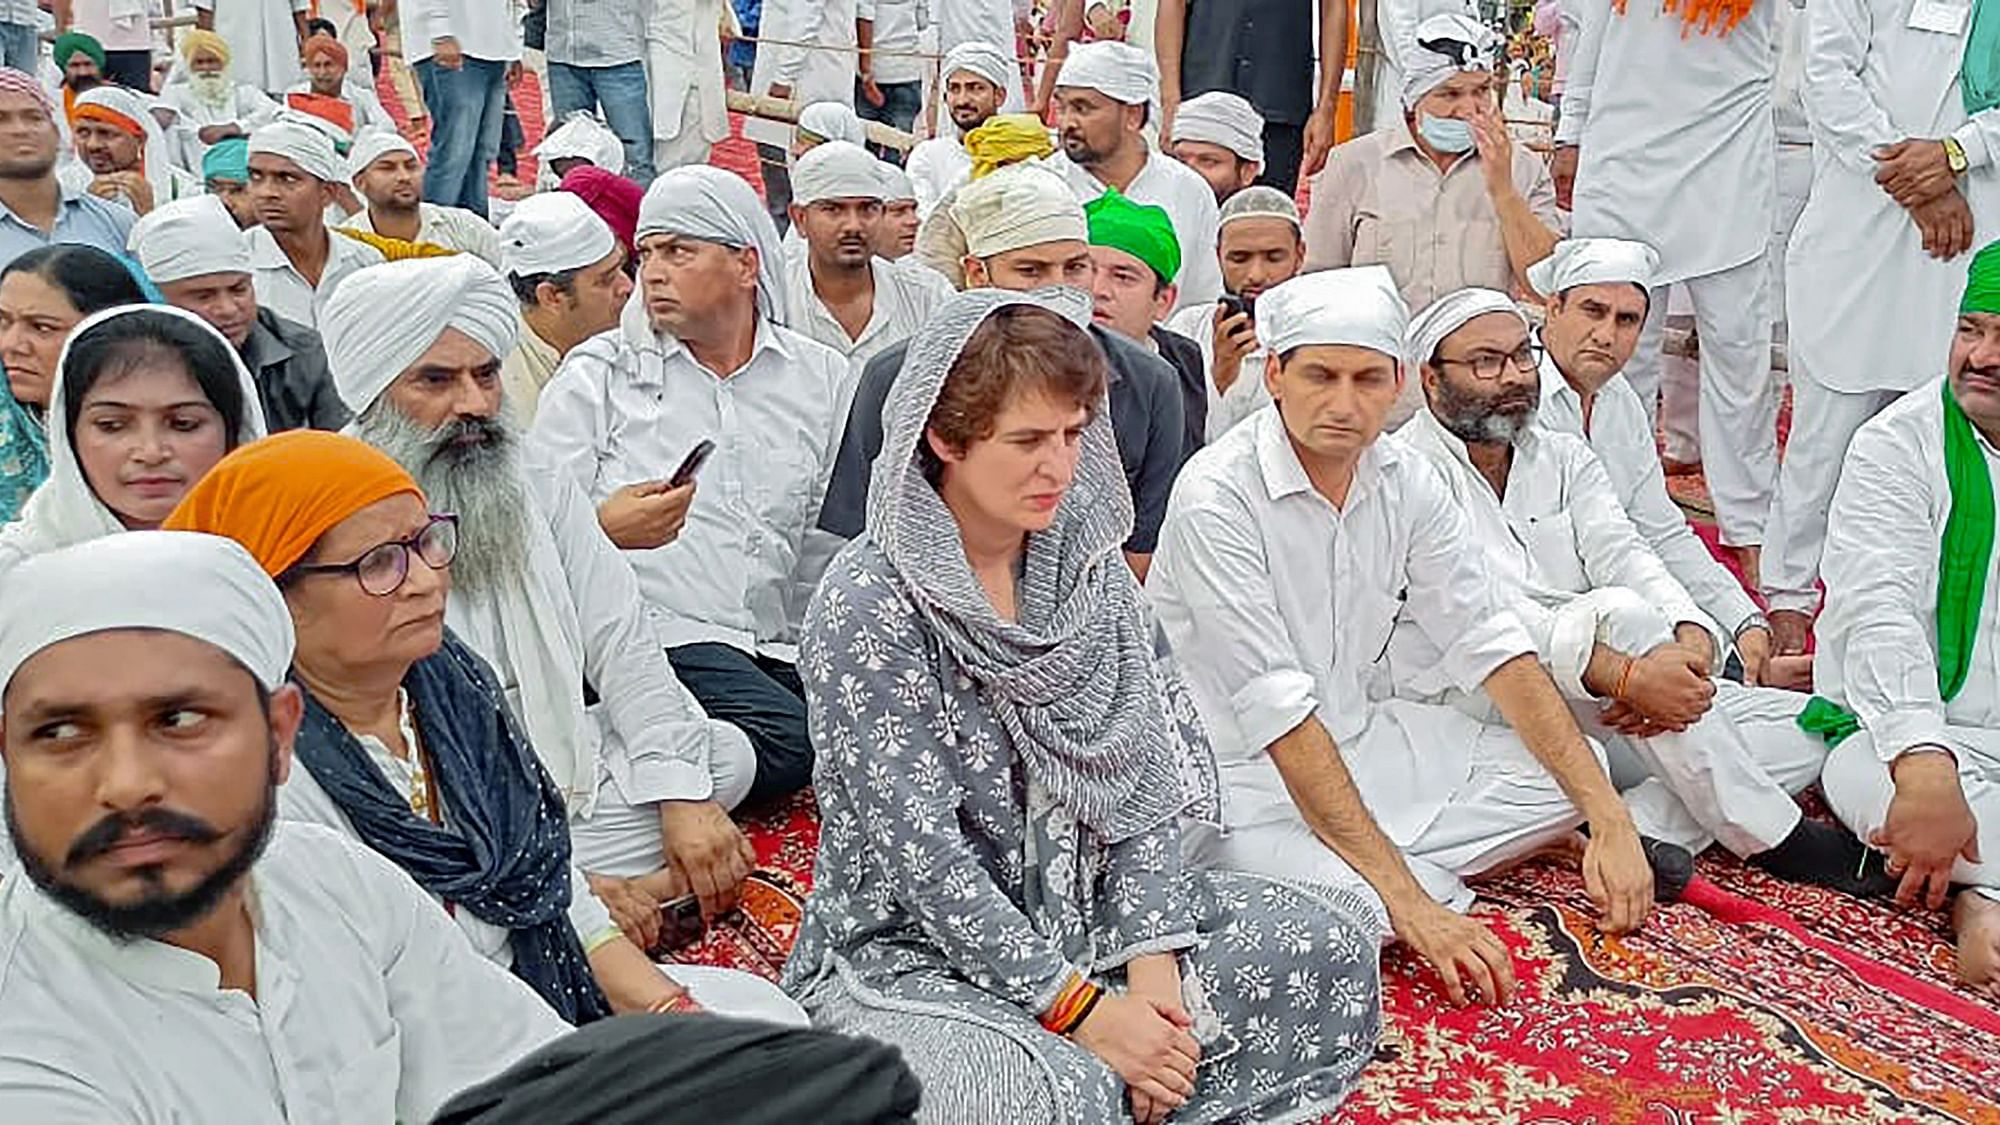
[282,513,459,597]
[1436,341,1544,380]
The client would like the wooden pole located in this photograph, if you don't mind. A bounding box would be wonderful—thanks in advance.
[1352,0,1381,137]
[724,90,919,154]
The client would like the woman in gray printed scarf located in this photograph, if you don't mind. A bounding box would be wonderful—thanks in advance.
[782,286,1383,1123]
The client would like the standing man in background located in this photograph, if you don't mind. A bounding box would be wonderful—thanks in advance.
[195,0,310,94]
[648,0,736,173]
[0,0,36,74]
[856,0,925,160]
[401,0,520,219]
[542,0,656,185]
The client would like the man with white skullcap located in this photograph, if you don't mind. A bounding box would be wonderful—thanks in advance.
[1164,184,1305,443]
[497,192,634,424]
[1152,266,1661,1008]
[903,40,1013,217]
[1554,0,1782,580]
[131,194,349,432]
[243,118,385,330]
[1396,285,1885,900]
[343,130,503,267]
[1305,12,1558,427]
[1048,40,1223,313]
[782,141,951,371]
[1167,90,1264,203]
[70,84,201,214]
[528,164,849,807]
[0,530,572,1122]
[819,162,1188,575]
[326,256,768,926]
[1527,238,1777,688]
[872,161,920,260]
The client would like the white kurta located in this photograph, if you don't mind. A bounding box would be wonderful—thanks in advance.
[1049,149,1223,313]
[1164,300,1271,443]
[0,823,568,1125]
[1370,0,1483,131]
[1558,0,1776,285]
[648,0,732,153]
[162,82,282,164]
[905,136,971,219]
[781,249,954,373]
[246,226,387,330]
[1787,0,2000,395]
[746,0,859,148]
[195,0,310,93]
[346,201,504,267]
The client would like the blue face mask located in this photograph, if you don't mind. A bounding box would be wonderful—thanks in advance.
[1417,113,1475,154]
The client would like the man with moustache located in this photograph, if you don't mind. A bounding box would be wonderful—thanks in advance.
[243,119,385,331]
[1164,185,1304,443]
[903,41,1012,218]
[343,131,503,267]
[497,191,636,427]
[0,68,132,271]
[1166,91,1265,204]
[326,254,765,926]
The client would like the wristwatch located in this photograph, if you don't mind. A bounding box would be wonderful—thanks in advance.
[1944,137,1970,177]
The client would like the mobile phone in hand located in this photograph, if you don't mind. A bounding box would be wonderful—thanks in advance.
[1218,293,1255,320]
[669,439,716,489]
[655,893,706,954]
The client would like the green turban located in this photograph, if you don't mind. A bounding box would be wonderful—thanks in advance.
[52,31,106,72]
[202,136,250,184]
[1084,188,1180,288]
[1965,240,2000,316]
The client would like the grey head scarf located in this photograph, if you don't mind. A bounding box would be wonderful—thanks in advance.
[635,164,791,327]
[865,286,1219,843]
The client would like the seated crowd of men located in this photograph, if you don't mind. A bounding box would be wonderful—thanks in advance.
[0,10,1996,1123]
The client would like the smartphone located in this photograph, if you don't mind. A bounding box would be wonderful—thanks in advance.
[655,893,706,954]
[668,439,716,489]
[1217,293,1256,321]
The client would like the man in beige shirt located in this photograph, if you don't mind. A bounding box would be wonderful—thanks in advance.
[495,193,633,424]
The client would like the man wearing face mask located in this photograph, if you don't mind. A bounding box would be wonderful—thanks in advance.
[1305,14,1559,426]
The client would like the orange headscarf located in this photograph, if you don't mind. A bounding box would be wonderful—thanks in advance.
[162,431,422,578]
[301,36,349,69]
[70,101,143,139]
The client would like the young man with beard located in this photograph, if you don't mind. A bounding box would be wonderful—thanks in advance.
[0,68,132,271]
[496,191,634,426]
[325,254,768,926]
[1047,40,1221,314]
[1394,287,1882,898]
[129,195,350,432]
[902,41,1010,218]
[344,131,503,267]
[70,85,204,216]
[243,119,385,330]
[780,140,950,374]
[1164,185,1304,443]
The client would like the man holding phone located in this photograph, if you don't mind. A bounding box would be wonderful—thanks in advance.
[1164,186,1306,443]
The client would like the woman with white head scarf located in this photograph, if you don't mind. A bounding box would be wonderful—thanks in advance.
[0,304,267,575]
[781,287,1381,1124]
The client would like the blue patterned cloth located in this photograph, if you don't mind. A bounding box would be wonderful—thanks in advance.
[0,385,45,523]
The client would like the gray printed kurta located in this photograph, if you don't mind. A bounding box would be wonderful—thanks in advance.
[782,542,1383,1123]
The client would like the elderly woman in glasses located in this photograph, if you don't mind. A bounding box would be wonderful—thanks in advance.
[165,430,806,1028]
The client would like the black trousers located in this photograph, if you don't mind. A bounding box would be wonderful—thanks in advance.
[1257,121,1305,194]
[666,642,813,804]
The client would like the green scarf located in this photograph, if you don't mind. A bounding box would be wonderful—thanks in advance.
[1969,0,2000,115]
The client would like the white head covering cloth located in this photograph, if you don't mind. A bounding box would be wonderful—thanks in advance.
[635,164,790,325]
[246,117,345,183]
[1218,184,1300,230]
[1256,265,1409,359]
[499,192,618,278]
[951,164,1086,259]
[877,161,915,202]
[0,531,296,700]
[790,140,886,204]
[347,129,420,184]
[939,41,1014,94]
[73,85,175,205]
[320,255,520,414]
[534,111,625,190]
[0,305,270,571]
[1403,13,1496,107]
[1404,287,1528,368]
[128,194,252,282]
[1055,40,1160,106]
[1172,91,1264,163]
[1526,238,1661,299]
[796,101,866,147]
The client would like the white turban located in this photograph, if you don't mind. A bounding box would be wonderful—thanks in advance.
[797,101,866,146]
[1404,287,1528,369]
[637,165,789,324]
[791,140,886,204]
[1172,91,1264,164]
[499,191,618,279]
[535,111,626,189]
[1056,41,1159,106]
[319,256,521,414]
[247,118,344,183]
[0,531,295,700]
[128,194,251,283]
[1256,265,1409,359]
[952,163,1086,259]
[1403,13,1496,107]
[1218,184,1300,230]
[347,128,419,184]
[878,161,915,202]
[1527,238,1661,299]
[940,40,1014,93]
[72,85,175,204]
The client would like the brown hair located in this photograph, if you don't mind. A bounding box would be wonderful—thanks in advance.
[920,306,1107,481]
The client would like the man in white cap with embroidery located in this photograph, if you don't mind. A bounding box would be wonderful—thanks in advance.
[0,531,578,1120]
[529,165,850,808]
[903,40,1013,218]
[1168,90,1264,204]
[497,191,635,425]
[872,161,920,260]
[1395,286,1883,897]
[343,131,503,267]
[130,194,349,433]
[1151,265,1658,1010]
[244,118,385,329]
[782,140,951,373]
[1164,184,1305,443]
[328,254,771,929]
[70,84,201,215]
[1554,0,1781,584]
[1527,238,1777,689]
[1048,39,1222,313]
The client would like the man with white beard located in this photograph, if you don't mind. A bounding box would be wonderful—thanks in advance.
[322,255,764,925]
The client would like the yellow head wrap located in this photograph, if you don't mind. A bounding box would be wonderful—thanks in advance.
[180,28,231,67]
[964,113,1054,181]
